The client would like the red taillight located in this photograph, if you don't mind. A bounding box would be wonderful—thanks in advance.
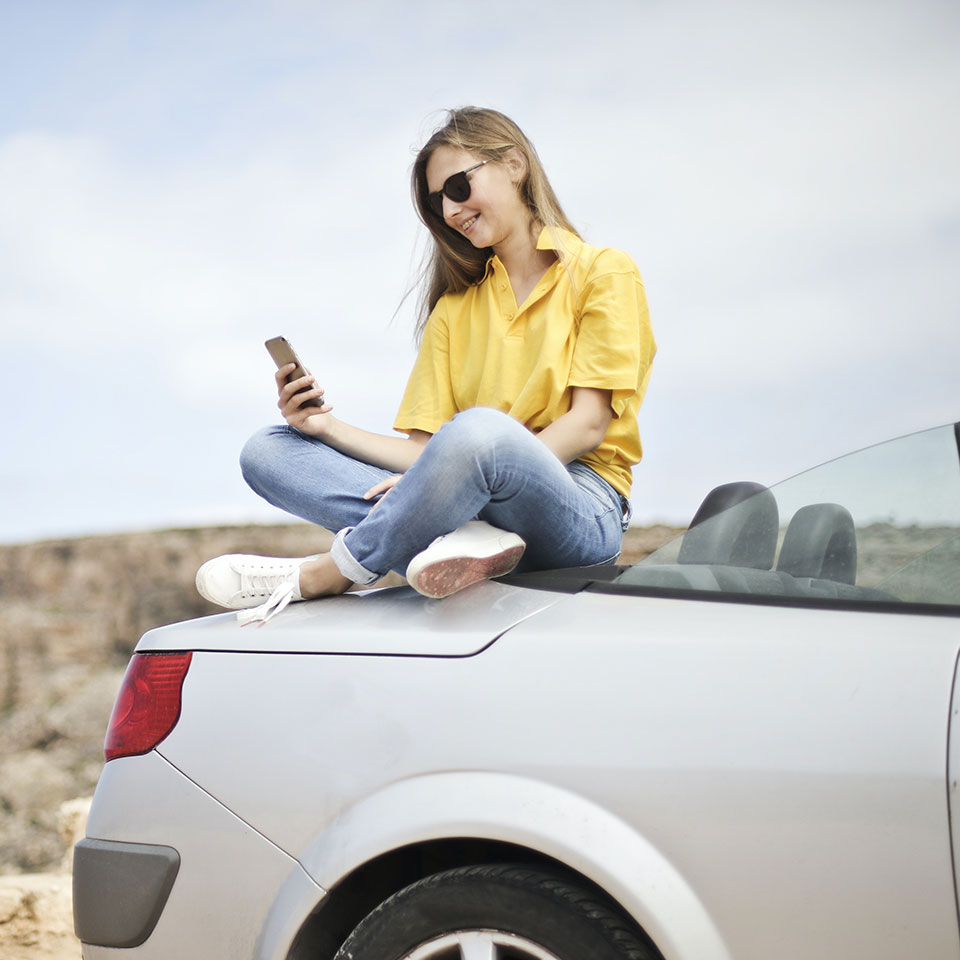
[104,653,193,761]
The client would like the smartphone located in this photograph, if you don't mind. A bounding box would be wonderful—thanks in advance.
[264,336,325,408]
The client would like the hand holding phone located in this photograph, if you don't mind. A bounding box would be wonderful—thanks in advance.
[264,336,326,409]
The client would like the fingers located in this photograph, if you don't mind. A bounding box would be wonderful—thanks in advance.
[278,374,325,413]
[274,362,296,389]
[363,475,401,501]
[276,364,322,398]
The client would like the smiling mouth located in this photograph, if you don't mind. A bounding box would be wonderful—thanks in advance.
[461,215,479,233]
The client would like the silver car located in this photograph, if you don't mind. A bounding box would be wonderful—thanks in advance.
[74,422,960,960]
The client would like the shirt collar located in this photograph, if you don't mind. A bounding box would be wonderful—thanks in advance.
[480,226,583,281]
[535,226,583,255]
[480,255,497,282]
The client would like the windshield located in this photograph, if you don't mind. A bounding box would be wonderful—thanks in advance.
[616,423,960,610]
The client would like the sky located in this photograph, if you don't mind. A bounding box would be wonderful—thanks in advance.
[1,0,958,544]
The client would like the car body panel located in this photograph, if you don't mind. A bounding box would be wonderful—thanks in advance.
[295,770,731,960]
[136,580,565,656]
[947,660,960,925]
[81,752,322,960]
[148,588,960,960]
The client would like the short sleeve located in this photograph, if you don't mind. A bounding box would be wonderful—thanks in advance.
[393,300,458,434]
[569,251,655,418]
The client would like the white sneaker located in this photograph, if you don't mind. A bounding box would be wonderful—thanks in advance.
[196,554,321,625]
[405,521,526,599]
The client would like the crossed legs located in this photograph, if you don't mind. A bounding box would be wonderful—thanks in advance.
[239,407,625,595]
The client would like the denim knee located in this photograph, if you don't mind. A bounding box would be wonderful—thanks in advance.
[433,407,528,463]
[239,424,291,489]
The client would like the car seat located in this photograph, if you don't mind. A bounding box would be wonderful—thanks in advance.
[678,481,779,570]
[775,503,858,585]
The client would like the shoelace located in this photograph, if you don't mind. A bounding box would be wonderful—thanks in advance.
[236,562,298,599]
[237,580,297,626]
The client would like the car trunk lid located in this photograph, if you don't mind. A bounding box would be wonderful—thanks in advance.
[135,580,566,657]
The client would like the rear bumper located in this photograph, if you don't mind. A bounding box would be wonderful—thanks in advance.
[76,751,324,959]
[74,839,179,947]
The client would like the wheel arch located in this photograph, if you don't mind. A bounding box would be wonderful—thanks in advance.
[285,837,659,960]
[269,772,730,960]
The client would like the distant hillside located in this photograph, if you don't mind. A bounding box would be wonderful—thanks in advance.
[0,522,680,874]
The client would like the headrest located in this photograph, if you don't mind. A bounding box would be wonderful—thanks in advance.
[678,481,779,570]
[776,503,857,584]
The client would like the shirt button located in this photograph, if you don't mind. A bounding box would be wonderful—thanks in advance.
[505,312,515,321]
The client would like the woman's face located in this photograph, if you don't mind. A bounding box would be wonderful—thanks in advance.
[425,145,529,251]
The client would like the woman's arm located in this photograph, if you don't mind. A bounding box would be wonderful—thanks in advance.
[276,365,431,473]
[536,386,613,464]
[312,418,431,472]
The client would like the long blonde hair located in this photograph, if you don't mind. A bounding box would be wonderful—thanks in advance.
[411,107,579,341]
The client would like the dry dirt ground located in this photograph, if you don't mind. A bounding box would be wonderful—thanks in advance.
[0,798,89,960]
[0,873,78,960]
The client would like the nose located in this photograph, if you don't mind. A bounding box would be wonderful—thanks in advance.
[442,194,462,220]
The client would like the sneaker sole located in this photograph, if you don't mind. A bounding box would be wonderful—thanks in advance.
[409,544,526,599]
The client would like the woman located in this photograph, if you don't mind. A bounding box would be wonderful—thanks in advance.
[197,107,656,623]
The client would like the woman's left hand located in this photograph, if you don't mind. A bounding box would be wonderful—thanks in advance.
[363,475,402,512]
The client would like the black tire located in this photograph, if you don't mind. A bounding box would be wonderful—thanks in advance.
[332,863,658,960]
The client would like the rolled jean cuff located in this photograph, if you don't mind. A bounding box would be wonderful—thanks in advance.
[330,527,380,586]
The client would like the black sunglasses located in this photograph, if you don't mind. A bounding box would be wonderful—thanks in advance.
[427,160,489,217]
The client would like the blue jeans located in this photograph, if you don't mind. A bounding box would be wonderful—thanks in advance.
[240,407,629,585]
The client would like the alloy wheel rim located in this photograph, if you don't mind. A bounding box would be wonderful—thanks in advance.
[402,929,563,960]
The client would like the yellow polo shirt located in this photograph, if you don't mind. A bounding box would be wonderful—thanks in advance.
[394,228,655,497]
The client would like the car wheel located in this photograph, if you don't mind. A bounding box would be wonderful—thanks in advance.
[332,863,657,960]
